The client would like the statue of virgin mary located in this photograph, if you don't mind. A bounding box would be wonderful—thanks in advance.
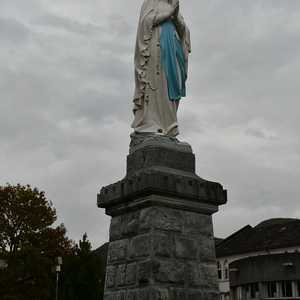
[131,0,191,137]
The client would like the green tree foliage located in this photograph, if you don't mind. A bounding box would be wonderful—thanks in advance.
[0,184,56,255]
[0,184,74,300]
[78,233,92,256]
[60,233,106,300]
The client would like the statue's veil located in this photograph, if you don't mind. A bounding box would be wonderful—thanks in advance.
[134,0,189,112]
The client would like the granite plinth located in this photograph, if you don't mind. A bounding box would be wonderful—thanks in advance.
[104,206,220,300]
[98,133,227,300]
[98,134,227,216]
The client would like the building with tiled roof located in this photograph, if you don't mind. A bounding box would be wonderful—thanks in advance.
[216,218,300,300]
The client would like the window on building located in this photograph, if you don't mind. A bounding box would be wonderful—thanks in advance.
[250,283,259,299]
[281,281,293,297]
[224,260,229,280]
[225,268,229,279]
[245,285,250,299]
[217,261,222,280]
[267,281,277,298]
[244,283,258,300]
[232,288,241,300]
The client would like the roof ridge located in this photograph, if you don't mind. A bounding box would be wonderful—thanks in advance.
[216,218,300,258]
[255,218,300,228]
[217,225,252,247]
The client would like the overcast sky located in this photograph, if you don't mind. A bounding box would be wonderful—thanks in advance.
[1,0,300,248]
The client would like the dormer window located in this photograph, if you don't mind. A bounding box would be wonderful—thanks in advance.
[224,260,229,279]
[217,261,222,280]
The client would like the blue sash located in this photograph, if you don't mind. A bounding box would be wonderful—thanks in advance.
[160,20,187,101]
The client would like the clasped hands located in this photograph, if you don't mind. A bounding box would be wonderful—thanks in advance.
[154,0,180,27]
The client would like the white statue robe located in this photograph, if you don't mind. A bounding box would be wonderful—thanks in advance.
[132,0,191,137]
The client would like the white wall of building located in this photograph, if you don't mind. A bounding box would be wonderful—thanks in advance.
[217,246,300,297]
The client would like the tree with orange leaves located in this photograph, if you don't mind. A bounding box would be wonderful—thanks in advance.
[0,184,74,300]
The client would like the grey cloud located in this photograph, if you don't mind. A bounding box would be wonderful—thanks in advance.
[69,89,131,122]
[32,14,103,35]
[245,128,277,140]
[108,14,135,37]
[0,0,299,247]
[0,17,31,44]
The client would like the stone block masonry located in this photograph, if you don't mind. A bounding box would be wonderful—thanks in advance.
[103,207,219,299]
[98,133,227,300]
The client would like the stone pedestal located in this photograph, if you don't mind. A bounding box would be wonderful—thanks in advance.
[98,134,227,300]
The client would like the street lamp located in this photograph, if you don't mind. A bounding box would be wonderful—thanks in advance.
[55,257,63,300]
